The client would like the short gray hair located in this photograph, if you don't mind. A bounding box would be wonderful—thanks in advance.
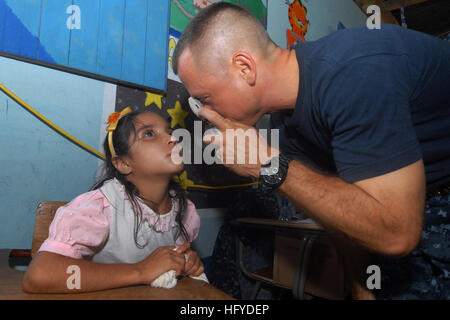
[172,2,272,76]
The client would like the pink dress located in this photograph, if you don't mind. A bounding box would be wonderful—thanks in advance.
[39,178,200,263]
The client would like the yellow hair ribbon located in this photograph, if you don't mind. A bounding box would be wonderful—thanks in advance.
[105,107,133,158]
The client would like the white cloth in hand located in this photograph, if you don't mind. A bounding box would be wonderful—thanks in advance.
[150,270,178,289]
[150,250,209,289]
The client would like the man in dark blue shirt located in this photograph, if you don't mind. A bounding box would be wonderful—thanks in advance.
[173,3,450,299]
[272,24,449,192]
[269,23,450,299]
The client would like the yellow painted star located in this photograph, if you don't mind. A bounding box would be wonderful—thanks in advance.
[145,92,163,109]
[173,170,194,191]
[167,101,189,128]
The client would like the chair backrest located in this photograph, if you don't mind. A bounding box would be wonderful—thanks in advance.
[31,201,68,258]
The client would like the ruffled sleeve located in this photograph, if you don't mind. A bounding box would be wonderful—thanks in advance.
[38,189,111,259]
[176,199,200,245]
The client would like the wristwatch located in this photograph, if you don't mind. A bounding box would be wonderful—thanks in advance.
[259,153,292,192]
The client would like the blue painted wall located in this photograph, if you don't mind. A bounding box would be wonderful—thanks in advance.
[0,0,170,92]
[0,56,106,249]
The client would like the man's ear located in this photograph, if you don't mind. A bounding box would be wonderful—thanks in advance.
[232,52,256,86]
[112,157,132,175]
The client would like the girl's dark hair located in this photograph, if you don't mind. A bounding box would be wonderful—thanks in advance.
[93,110,190,248]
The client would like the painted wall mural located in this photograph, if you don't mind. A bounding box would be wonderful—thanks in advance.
[267,0,367,49]
[170,0,267,34]
[0,0,171,92]
[286,0,310,47]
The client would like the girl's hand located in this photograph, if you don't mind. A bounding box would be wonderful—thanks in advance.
[183,248,204,277]
[135,246,186,285]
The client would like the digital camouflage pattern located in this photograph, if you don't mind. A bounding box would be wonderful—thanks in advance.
[374,193,450,299]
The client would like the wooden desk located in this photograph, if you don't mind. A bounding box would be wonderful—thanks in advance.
[231,218,346,300]
[232,217,324,233]
[0,250,233,300]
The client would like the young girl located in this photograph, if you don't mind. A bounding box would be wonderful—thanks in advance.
[23,108,204,293]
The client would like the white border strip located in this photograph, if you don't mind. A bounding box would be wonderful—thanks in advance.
[96,83,117,178]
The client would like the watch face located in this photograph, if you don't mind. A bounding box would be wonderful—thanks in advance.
[261,168,282,185]
[261,166,279,176]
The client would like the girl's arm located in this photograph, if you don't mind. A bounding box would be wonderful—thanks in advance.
[176,200,204,277]
[21,190,185,293]
[23,245,188,293]
[23,251,140,293]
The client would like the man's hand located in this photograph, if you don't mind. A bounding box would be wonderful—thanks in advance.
[199,107,279,178]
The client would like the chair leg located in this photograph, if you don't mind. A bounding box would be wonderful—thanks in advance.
[292,234,318,300]
[250,280,263,300]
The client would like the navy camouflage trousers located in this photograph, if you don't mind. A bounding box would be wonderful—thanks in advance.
[374,193,450,299]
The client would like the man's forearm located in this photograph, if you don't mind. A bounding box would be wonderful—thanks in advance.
[277,160,404,255]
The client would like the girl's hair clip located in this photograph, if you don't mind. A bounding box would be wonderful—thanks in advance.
[106,107,133,132]
[106,107,133,157]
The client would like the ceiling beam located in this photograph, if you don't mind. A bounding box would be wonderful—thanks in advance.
[353,0,400,25]
[378,0,429,12]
